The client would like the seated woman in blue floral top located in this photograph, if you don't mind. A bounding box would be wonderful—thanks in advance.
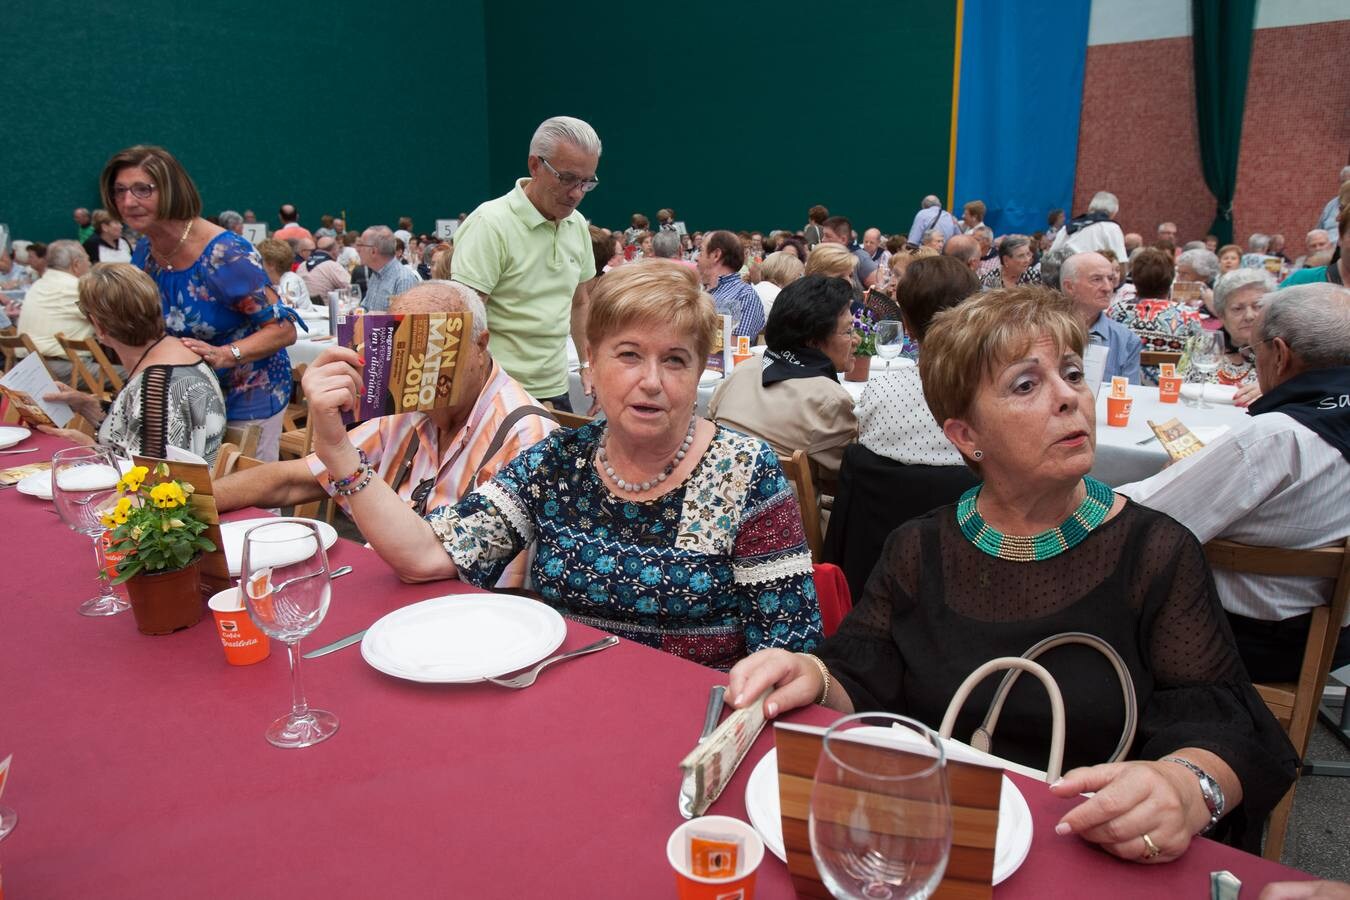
[305,260,823,669]
[101,146,302,461]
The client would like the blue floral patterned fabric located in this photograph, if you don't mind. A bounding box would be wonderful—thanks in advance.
[426,422,823,669]
[133,231,302,420]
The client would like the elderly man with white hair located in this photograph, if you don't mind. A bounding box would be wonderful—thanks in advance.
[1120,282,1350,682]
[357,225,419,312]
[1050,190,1128,262]
[452,115,601,412]
[905,194,960,246]
[1298,228,1332,268]
[17,240,94,379]
[1061,250,1141,383]
[213,280,558,587]
[1315,164,1350,234]
[295,234,352,301]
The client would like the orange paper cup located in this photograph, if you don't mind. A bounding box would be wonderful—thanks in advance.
[666,816,764,900]
[208,588,270,666]
[1106,394,1133,427]
[1158,376,1182,403]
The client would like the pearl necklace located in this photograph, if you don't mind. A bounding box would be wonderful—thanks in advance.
[152,219,194,271]
[597,417,696,493]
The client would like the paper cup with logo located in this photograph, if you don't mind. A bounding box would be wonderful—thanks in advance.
[1105,395,1133,426]
[666,815,764,900]
[208,588,270,665]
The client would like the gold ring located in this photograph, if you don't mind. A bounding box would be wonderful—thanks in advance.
[1141,833,1161,860]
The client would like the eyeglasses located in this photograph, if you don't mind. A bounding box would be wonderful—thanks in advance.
[1238,337,1274,355]
[539,157,599,192]
[111,182,156,200]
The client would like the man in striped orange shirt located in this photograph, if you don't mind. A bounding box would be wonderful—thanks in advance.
[214,282,557,587]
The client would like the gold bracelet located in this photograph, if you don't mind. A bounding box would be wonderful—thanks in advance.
[802,653,831,706]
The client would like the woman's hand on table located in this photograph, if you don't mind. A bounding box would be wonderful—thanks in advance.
[1261,880,1350,900]
[302,347,364,475]
[1233,381,1262,407]
[36,425,95,446]
[42,385,103,422]
[727,649,825,719]
[1049,759,1209,863]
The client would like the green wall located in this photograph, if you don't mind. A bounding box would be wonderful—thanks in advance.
[5,2,956,243]
[3,1,489,243]
[483,1,957,235]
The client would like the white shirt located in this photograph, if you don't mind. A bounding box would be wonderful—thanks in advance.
[277,271,313,310]
[753,281,780,320]
[856,367,964,466]
[1118,412,1350,624]
[1050,220,1127,262]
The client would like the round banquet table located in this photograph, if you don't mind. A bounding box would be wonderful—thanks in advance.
[0,429,1316,898]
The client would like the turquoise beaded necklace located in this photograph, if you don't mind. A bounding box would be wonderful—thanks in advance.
[956,476,1115,562]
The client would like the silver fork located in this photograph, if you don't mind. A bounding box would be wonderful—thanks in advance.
[484,635,618,688]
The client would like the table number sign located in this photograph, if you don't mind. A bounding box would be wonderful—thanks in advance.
[772,722,1002,899]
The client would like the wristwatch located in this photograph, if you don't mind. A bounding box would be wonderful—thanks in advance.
[228,343,243,364]
[1163,756,1225,834]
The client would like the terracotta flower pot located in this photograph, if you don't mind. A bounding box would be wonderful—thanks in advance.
[124,557,204,635]
[845,355,871,382]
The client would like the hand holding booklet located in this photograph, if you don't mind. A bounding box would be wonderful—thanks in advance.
[334,311,472,425]
[0,354,74,428]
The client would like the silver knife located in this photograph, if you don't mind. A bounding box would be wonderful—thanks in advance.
[678,685,727,818]
[303,628,366,658]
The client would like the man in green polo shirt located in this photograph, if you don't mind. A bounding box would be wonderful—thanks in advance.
[451,116,601,411]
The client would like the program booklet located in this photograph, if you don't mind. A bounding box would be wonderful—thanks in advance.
[334,311,472,425]
[0,353,74,427]
[1147,417,1208,461]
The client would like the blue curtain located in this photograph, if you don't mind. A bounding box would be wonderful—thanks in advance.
[952,0,1091,236]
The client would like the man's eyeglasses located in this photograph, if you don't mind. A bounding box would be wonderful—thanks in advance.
[539,157,599,192]
[112,182,156,200]
[1238,337,1274,355]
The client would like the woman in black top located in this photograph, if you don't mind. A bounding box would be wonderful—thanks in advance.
[729,287,1295,861]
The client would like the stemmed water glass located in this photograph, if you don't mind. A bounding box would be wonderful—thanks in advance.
[1188,331,1225,409]
[810,713,953,900]
[875,320,904,369]
[344,284,363,314]
[51,446,128,616]
[241,519,339,749]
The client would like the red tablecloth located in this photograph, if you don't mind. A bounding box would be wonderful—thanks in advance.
[0,431,1313,897]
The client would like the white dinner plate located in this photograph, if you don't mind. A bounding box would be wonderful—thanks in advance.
[361,593,566,683]
[17,459,130,501]
[699,369,723,386]
[1179,383,1238,405]
[0,426,31,450]
[220,518,338,577]
[744,727,1033,885]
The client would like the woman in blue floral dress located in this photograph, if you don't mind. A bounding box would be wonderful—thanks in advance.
[424,261,824,669]
[101,146,301,460]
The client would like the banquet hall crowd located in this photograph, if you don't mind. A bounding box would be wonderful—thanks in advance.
[5,118,1350,885]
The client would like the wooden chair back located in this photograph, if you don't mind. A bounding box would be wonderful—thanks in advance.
[282,364,307,432]
[212,443,240,481]
[778,449,823,563]
[54,333,124,397]
[223,423,262,460]
[278,416,313,460]
[1140,350,1182,368]
[0,331,50,377]
[1203,536,1350,860]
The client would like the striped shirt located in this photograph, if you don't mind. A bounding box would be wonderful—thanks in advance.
[305,360,557,586]
[710,272,765,340]
[1119,412,1350,624]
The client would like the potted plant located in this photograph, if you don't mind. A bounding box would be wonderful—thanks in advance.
[102,463,217,635]
[847,313,877,383]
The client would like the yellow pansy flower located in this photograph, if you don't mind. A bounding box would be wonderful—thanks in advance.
[119,466,150,494]
[149,482,187,509]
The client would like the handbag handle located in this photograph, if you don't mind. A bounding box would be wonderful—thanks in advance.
[939,632,1139,782]
[939,657,1068,781]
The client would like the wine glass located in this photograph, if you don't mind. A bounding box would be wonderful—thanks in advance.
[344,284,363,314]
[875,320,904,368]
[241,519,338,749]
[1188,331,1225,409]
[810,713,952,900]
[51,446,128,617]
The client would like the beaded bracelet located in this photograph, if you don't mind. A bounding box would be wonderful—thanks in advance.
[802,653,831,706]
[331,450,370,492]
[332,464,374,497]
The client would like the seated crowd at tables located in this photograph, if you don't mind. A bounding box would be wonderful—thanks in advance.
[5,121,1350,877]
